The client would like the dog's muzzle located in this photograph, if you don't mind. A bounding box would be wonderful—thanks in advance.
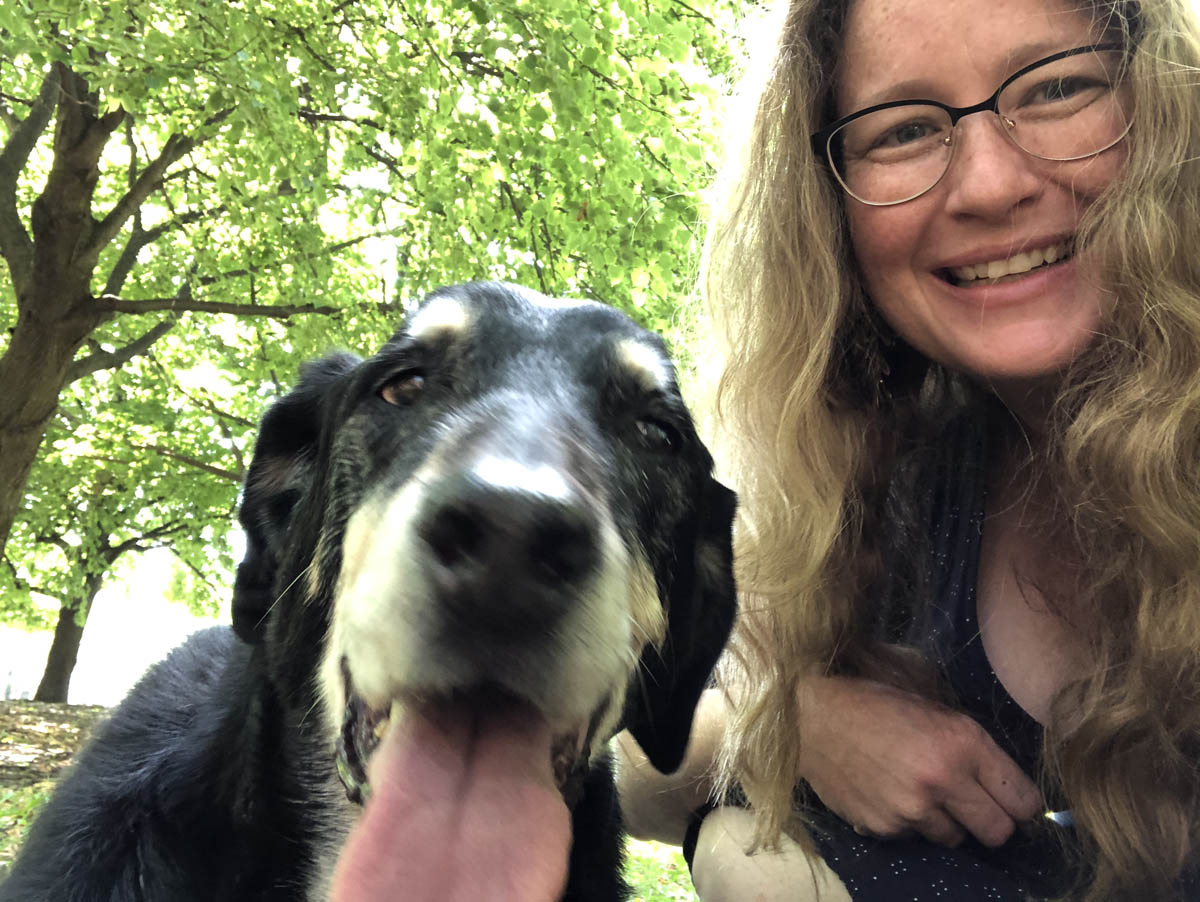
[333,454,608,809]
[415,463,601,641]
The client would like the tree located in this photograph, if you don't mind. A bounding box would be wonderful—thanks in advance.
[2,361,244,700]
[0,0,743,685]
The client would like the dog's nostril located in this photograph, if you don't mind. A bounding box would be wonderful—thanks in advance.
[421,502,486,568]
[418,475,600,603]
[530,513,596,585]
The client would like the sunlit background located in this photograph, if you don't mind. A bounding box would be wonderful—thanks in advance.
[1,547,229,704]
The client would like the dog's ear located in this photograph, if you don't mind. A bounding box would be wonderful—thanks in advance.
[626,478,737,774]
[232,352,360,645]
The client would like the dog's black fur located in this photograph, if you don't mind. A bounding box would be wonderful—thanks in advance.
[0,282,736,902]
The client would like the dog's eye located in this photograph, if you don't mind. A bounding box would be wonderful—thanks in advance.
[634,418,679,453]
[380,372,426,407]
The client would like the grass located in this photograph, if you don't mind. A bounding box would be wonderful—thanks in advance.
[0,785,696,898]
[0,782,52,882]
[626,838,699,901]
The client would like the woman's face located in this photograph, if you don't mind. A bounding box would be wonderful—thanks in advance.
[838,0,1127,403]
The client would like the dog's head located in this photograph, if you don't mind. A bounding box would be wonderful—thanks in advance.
[232,281,735,827]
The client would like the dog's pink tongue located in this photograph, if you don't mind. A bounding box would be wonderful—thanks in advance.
[330,699,571,902]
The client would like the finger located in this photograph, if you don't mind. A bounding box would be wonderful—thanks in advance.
[973,741,1043,822]
[911,808,966,848]
[842,810,910,841]
[943,787,1017,848]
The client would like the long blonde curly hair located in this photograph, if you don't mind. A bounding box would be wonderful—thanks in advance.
[696,1,1200,898]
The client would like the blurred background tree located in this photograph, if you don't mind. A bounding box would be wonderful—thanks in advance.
[0,0,746,700]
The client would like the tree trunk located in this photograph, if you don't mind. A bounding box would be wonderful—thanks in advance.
[34,603,87,703]
[0,313,96,558]
[34,575,102,703]
[0,63,124,558]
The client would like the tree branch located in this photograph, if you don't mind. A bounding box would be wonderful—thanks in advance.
[137,444,243,482]
[0,555,65,603]
[297,109,386,131]
[363,143,405,179]
[34,532,72,556]
[66,318,176,383]
[0,67,60,188]
[146,354,256,430]
[102,203,227,296]
[0,66,61,290]
[85,133,194,258]
[172,548,224,597]
[196,230,397,290]
[96,226,402,322]
[86,109,232,259]
[0,100,18,134]
[108,521,188,559]
[667,0,715,24]
[99,294,344,319]
[72,448,241,483]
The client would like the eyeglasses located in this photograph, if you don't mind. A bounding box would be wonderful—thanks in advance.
[810,44,1134,206]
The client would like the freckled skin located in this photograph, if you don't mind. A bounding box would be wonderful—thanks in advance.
[839,0,1126,405]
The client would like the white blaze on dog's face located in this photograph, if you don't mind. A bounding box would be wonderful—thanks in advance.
[404,294,473,342]
[616,338,674,394]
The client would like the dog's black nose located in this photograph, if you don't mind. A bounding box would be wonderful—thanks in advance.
[417,466,600,636]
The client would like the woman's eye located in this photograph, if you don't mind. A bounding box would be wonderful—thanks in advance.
[635,418,679,453]
[883,122,932,146]
[380,372,426,407]
[1025,76,1102,107]
[1036,77,1083,102]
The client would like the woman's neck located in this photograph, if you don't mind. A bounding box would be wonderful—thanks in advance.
[981,373,1063,442]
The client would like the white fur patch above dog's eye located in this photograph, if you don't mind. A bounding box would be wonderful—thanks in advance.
[473,456,573,501]
[407,297,472,341]
[616,339,672,393]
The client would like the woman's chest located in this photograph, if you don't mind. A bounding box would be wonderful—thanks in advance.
[974,512,1089,727]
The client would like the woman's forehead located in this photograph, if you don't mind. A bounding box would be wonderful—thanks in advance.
[836,0,1103,112]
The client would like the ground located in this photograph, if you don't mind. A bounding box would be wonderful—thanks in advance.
[0,700,107,789]
[0,700,696,899]
[0,700,108,880]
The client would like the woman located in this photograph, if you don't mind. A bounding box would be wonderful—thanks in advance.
[616,0,1200,899]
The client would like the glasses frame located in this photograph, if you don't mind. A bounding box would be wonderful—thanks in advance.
[809,43,1132,206]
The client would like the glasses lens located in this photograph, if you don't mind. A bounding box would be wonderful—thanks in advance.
[999,49,1132,161]
[828,105,954,205]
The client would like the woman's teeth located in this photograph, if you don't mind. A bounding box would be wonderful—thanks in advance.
[948,241,1072,284]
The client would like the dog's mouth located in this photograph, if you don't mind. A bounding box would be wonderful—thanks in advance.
[329,659,585,901]
[334,661,591,809]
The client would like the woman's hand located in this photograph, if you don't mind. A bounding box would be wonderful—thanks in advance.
[796,676,1042,848]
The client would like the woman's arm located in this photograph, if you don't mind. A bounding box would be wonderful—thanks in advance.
[617,676,1043,850]
[614,688,727,844]
[793,675,1043,847]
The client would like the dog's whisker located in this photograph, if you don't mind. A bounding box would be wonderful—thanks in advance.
[635,658,663,689]
[299,692,325,728]
[256,562,315,630]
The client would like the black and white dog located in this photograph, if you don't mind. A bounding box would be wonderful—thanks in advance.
[1,282,737,902]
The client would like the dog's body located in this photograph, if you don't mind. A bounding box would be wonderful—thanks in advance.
[1,282,736,902]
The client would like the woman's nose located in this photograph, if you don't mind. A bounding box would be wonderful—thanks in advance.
[939,114,1045,219]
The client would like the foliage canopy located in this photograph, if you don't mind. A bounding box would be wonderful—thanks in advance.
[0,0,744,643]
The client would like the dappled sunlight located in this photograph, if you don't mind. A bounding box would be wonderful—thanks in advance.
[0,701,107,788]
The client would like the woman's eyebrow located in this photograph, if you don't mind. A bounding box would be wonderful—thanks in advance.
[842,37,1094,112]
[847,77,942,111]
